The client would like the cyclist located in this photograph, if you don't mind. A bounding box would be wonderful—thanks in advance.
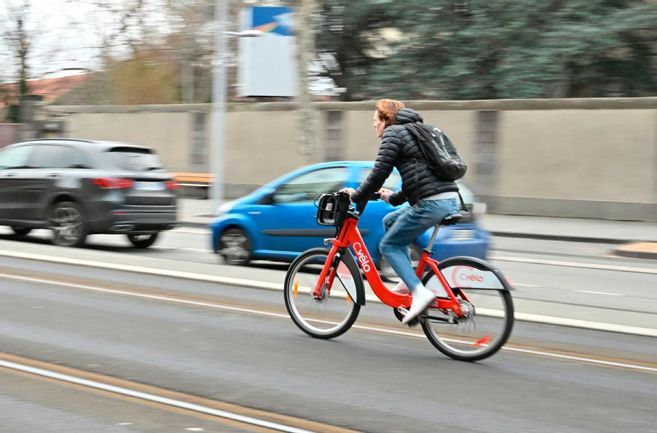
[343,99,461,325]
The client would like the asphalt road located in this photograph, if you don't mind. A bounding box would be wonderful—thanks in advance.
[3,226,657,329]
[0,230,656,433]
[0,360,263,433]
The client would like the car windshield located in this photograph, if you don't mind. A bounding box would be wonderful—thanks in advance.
[274,167,348,203]
[107,147,164,172]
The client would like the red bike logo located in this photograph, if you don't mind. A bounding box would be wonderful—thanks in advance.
[353,242,372,272]
[450,266,483,287]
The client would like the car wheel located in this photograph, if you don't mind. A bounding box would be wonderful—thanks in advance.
[218,227,252,266]
[379,245,422,282]
[50,201,87,247]
[11,227,32,236]
[127,233,159,248]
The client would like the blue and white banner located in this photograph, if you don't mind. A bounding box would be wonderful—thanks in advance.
[238,6,297,97]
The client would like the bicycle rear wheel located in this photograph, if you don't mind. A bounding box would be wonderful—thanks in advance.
[421,257,514,361]
[284,248,361,339]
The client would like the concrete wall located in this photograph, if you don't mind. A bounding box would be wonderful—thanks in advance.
[224,107,321,194]
[495,109,657,220]
[47,97,657,221]
[55,109,191,173]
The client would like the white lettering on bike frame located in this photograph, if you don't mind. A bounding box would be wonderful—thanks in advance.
[440,265,503,289]
[336,261,358,302]
[352,242,372,273]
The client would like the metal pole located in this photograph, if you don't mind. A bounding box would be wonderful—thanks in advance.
[296,0,316,163]
[210,0,229,211]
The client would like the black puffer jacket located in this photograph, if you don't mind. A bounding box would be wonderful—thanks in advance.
[352,108,458,206]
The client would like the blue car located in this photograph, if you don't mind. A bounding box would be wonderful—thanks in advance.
[210,161,489,277]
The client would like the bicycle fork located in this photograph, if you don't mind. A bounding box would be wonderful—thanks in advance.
[311,246,342,300]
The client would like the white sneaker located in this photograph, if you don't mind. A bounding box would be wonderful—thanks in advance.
[401,285,435,325]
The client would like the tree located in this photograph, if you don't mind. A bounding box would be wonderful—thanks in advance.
[313,0,657,100]
[163,0,215,103]
[2,0,34,121]
[364,0,657,99]
[314,0,396,100]
[108,47,179,104]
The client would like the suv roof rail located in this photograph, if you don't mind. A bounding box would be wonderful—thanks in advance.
[20,138,94,143]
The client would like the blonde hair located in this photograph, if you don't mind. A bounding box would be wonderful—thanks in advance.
[375,99,405,128]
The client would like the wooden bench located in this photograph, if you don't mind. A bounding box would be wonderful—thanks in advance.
[172,172,214,198]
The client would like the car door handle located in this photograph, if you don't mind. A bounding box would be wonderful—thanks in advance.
[248,211,261,215]
[47,173,61,178]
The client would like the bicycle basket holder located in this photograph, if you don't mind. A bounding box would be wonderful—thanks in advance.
[316,193,350,227]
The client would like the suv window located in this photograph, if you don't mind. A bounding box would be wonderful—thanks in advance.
[108,147,163,172]
[0,145,33,169]
[274,167,348,204]
[29,145,91,169]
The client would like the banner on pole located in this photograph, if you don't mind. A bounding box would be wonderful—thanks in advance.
[238,6,297,97]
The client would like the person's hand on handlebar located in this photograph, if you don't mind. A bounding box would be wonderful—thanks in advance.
[339,188,356,200]
[378,187,393,203]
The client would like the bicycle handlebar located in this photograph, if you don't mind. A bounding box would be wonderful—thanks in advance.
[354,191,380,215]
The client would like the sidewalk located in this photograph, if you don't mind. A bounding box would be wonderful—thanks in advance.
[177,198,657,260]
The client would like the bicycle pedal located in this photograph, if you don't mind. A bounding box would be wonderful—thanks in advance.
[395,307,421,327]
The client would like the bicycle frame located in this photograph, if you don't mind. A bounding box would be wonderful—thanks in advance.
[313,213,466,316]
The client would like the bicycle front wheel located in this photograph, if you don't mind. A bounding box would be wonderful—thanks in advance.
[284,248,361,339]
[421,257,514,361]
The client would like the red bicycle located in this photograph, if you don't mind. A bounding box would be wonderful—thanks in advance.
[284,192,514,361]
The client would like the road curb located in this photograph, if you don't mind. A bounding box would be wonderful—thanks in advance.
[489,231,630,244]
[179,219,639,245]
[179,220,211,229]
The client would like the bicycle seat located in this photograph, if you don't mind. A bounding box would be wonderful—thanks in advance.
[440,213,463,226]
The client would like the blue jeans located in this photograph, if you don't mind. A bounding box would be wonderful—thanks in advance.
[380,198,460,292]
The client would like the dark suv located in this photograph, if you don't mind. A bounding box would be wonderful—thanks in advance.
[0,138,178,248]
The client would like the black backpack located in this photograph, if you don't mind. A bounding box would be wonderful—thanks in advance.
[404,123,467,181]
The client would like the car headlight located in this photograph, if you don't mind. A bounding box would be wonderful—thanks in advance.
[216,201,235,217]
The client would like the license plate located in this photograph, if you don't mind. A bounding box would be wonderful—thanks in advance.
[452,229,475,241]
[134,181,165,191]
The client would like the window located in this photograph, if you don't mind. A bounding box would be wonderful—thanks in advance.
[29,145,58,168]
[66,147,91,168]
[107,147,163,172]
[0,145,33,169]
[29,145,90,169]
[360,168,402,190]
[274,167,349,204]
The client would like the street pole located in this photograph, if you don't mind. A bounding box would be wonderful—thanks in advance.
[210,0,229,211]
[296,0,316,163]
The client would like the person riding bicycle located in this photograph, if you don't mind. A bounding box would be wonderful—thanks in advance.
[343,99,461,325]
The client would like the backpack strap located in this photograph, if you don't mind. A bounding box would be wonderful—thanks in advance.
[431,127,450,153]
[404,123,434,166]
